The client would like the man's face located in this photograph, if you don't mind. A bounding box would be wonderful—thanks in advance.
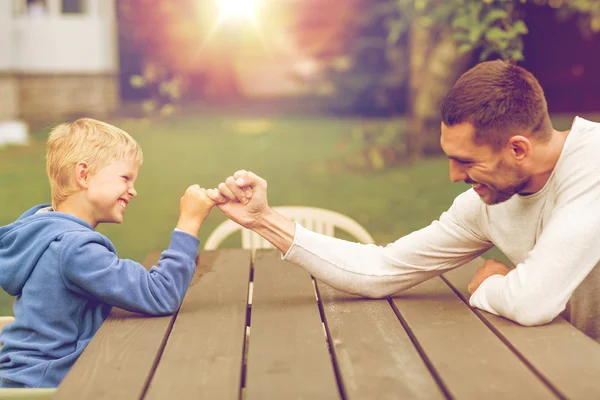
[440,122,529,205]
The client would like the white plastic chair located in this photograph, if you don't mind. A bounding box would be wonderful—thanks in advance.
[204,206,375,250]
[0,316,14,331]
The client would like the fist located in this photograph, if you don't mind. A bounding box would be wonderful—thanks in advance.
[180,184,215,223]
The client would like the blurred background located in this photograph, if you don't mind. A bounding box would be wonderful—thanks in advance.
[1,0,599,314]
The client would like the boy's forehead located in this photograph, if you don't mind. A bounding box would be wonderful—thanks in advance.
[103,158,141,172]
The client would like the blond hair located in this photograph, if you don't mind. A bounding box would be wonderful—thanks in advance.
[46,118,143,209]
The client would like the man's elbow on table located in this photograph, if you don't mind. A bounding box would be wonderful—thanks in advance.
[505,295,563,327]
[509,309,557,327]
[473,275,564,327]
[356,288,391,300]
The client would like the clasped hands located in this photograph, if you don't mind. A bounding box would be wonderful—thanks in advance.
[205,170,265,229]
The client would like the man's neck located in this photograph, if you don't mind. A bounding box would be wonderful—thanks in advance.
[522,128,570,194]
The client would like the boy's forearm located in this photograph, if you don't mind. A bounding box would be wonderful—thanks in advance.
[176,218,202,238]
[252,208,296,254]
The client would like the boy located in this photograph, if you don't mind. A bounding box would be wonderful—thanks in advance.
[0,118,214,388]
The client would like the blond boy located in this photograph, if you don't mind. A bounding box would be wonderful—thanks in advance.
[0,118,213,388]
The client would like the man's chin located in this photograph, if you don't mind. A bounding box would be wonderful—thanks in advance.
[479,192,515,205]
[477,194,494,205]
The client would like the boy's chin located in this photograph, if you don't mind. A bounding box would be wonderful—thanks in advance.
[99,216,124,224]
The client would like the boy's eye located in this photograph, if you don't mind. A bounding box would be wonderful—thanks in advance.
[122,176,129,182]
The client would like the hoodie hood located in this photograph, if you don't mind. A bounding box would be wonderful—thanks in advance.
[0,205,93,295]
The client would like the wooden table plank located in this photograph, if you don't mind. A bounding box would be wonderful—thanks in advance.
[391,276,558,399]
[317,282,445,400]
[54,252,178,400]
[144,249,251,400]
[444,258,600,400]
[245,250,340,400]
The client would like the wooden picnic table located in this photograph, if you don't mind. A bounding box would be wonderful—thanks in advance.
[53,249,600,400]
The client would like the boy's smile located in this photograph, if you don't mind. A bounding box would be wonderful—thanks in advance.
[84,159,140,227]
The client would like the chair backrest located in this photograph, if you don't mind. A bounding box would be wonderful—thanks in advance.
[204,206,374,250]
[0,316,14,331]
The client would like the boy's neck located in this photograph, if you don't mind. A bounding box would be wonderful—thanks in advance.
[56,195,97,228]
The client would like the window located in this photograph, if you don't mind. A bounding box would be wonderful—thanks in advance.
[61,0,85,14]
[26,0,48,17]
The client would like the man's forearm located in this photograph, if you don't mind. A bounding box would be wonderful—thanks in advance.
[252,208,296,253]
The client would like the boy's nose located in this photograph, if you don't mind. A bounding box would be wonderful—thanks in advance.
[128,187,137,198]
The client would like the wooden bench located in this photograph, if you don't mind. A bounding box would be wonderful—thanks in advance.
[53,249,600,399]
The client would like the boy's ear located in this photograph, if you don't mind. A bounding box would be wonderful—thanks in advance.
[74,162,89,189]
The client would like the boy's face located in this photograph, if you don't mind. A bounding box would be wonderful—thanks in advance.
[84,159,140,227]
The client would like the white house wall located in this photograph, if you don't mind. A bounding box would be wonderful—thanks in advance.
[12,18,117,73]
[0,1,13,71]
[1,0,120,120]
[1,0,117,73]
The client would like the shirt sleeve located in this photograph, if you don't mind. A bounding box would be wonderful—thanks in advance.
[59,230,199,315]
[469,174,600,326]
[284,189,493,298]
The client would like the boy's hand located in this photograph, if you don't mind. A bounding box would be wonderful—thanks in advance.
[177,184,215,237]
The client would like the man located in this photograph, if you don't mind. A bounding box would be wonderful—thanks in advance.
[206,60,600,342]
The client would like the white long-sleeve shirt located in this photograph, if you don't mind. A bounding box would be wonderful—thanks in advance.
[283,117,600,341]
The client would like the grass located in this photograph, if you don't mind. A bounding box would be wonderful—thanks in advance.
[0,111,597,316]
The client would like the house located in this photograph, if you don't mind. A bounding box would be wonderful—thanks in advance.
[0,0,118,139]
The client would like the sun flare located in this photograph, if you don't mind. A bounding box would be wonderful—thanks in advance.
[218,0,261,23]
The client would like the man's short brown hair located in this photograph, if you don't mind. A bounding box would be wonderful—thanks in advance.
[440,60,553,150]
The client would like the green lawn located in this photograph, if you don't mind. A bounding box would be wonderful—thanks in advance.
[0,112,596,315]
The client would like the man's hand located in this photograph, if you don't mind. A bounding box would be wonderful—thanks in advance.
[176,184,215,237]
[468,258,512,296]
[208,170,297,254]
[207,170,268,229]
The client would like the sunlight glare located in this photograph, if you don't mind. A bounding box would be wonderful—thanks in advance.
[218,0,260,22]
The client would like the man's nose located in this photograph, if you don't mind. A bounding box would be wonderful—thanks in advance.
[128,186,137,198]
[449,160,468,183]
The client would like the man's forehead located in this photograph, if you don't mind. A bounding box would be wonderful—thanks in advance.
[441,121,476,138]
[440,122,477,151]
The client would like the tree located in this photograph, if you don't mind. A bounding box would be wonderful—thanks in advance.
[291,0,600,163]
[288,0,407,116]
[396,0,600,160]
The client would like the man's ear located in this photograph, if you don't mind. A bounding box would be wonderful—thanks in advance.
[74,162,89,189]
[507,136,531,163]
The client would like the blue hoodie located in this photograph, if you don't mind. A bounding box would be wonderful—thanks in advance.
[0,205,199,388]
